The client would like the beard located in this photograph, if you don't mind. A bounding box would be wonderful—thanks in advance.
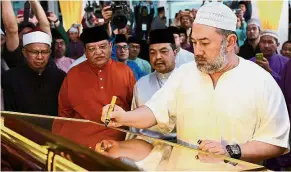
[195,40,227,74]
[248,34,259,41]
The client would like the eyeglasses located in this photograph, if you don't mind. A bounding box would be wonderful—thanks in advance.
[116,45,129,50]
[24,48,51,57]
[87,44,108,53]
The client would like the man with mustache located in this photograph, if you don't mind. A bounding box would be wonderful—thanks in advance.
[52,29,74,73]
[58,26,136,143]
[249,30,289,82]
[238,18,261,60]
[127,28,178,140]
[115,34,146,80]
[128,36,152,74]
[2,30,66,116]
[102,2,290,163]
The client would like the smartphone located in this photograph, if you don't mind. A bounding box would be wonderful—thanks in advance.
[255,53,264,61]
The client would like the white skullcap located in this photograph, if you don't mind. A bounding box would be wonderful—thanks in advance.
[261,30,279,40]
[194,2,237,32]
[247,18,261,28]
[0,28,4,35]
[69,27,78,33]
[23,31,52,47]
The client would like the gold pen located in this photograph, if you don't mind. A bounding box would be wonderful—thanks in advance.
[105,96,117,127]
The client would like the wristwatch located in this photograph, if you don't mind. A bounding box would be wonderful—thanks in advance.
[226,144,241,159]
[53,19,59,24]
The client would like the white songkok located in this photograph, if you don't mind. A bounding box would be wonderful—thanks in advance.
[194,2,237,32]
[23,31,52,47]
[247,18,261,28]
[261,30,279,40]
[69,27,78,33]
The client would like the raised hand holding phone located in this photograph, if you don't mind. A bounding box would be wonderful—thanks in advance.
[255,53,272,73]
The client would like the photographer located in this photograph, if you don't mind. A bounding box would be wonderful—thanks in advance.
[151,7,166,30]
[81,2,105,29]
[134,2,155,41]
[46,11,70,58]
[235,9,247,47]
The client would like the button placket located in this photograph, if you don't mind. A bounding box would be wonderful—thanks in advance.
[99,70,104,89]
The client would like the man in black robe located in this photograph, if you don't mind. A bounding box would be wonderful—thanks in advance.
[1,30,66,116]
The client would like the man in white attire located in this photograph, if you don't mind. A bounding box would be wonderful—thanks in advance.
[128,28,179,140]
[102,2,290,163]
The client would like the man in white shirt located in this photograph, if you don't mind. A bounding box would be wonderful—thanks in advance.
[129,28,178,140]
[168,26,194,68]
[101,2,290,163]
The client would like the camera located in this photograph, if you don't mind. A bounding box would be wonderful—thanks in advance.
[84,1,129,29]
[110,1,129,29]
[84,1,103,26]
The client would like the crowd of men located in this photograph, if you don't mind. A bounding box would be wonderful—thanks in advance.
[1,0,291,171]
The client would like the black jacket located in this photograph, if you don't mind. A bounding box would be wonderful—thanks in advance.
[1,62,66,116]
[238,39,261,60]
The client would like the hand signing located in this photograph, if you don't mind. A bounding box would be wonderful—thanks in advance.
[198,140,229,156]
[101,104,126,127]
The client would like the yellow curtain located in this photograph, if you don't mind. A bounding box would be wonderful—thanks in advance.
[257,1,283,30]
[59,1,83,31]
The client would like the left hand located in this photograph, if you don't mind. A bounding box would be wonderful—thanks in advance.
[47,12,57,22]
[198,140,229,156]
[47,12,60,27]
[102,6,112,23]
[256,57,272,73]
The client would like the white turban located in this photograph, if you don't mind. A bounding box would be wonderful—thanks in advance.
[69,27,78,33]
[194,2,237,32]
[247,18,261,28]
[23,31,52,47]
[261,30,279,40]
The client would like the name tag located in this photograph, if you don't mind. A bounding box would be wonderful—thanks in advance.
[142,24,147,31]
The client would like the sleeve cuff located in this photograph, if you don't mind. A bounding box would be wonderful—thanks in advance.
[251,137,290,151]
